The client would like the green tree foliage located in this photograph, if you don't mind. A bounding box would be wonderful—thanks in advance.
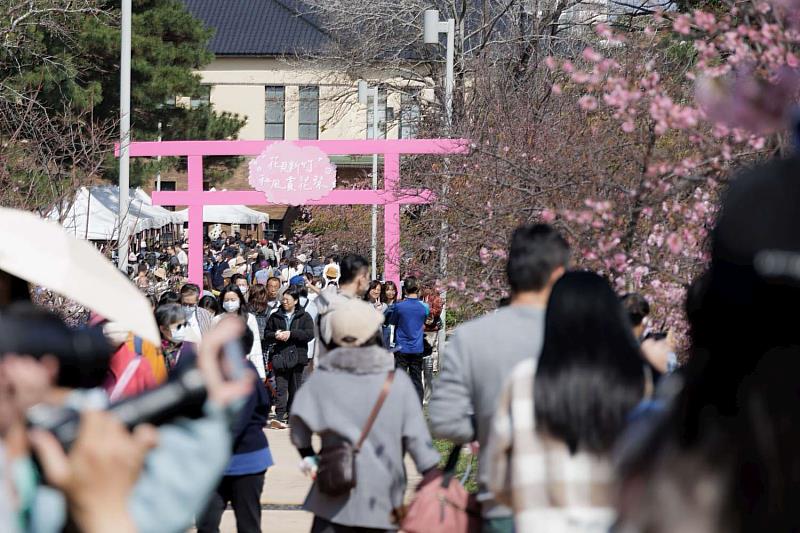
[85,0,246,186]
[3,0,244,192]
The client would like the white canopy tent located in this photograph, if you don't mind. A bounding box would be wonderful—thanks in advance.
[171,205,269,225]
[48,186,184,241]
[49,186,270,243]
[171,189,269,224]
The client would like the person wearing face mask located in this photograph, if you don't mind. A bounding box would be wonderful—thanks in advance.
[155,303,197,375]
[264,286,314,429]
[213,284,267,380]
[180,283,214,342]
[231,274,250,302]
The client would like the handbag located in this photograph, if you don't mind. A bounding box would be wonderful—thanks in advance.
[272,345,299,371]
[400,445,481,533]
[316,371,395,496]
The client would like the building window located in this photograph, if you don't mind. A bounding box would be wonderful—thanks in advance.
[265,86,285,140]
[190,86,210,109]
[299,86,319,140]
[399,94,421,139]
[155,180,176,191]
[160,95,176,109]
[366,89,388,139]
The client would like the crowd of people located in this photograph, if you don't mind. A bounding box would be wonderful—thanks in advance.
[1,157,800,532]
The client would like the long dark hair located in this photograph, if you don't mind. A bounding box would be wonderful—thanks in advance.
[534,271,645,455]
[381,280,398,304]
[218,284,248,316]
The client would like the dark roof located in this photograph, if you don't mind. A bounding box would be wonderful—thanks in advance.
[182,0,329,56]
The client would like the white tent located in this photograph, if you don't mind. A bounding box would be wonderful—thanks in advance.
[171,189,269,224]
[48,186,184,241]
[171,205,269,225]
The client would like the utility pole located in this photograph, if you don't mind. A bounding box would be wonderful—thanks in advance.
[424,9,456,350]
[358,80,380,280]
[118,0,132,274]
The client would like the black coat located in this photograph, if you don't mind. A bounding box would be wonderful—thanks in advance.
[264,308,315,366]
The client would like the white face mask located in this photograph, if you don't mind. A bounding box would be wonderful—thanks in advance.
[170,325,186,343]
[223,300,241,313]
[237,285,249,296]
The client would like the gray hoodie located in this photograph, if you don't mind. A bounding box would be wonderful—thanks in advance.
[290,345,440,530]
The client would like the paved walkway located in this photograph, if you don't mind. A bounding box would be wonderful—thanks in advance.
[208,427,422,533]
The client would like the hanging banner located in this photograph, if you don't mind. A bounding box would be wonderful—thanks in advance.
[248,142,337,205]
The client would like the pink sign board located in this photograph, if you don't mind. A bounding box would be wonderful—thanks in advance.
[248,143,336,205]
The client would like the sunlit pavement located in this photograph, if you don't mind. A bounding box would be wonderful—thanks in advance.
[192,426,422,532]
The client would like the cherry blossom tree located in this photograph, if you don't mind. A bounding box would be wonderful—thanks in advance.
[296,0,798,346]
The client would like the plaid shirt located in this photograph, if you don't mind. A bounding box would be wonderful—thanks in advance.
[488,358,616,532]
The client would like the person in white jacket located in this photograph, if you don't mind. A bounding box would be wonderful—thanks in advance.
[212,284,266,379]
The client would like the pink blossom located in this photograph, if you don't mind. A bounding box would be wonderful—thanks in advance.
[673,14,692,35]
[582,47,603,63]
[693,10,717,31]
[551,83,562,95]
[696,66,800,134]
[540,209,556,222]
[572,71,591,84]
[579,95,598,111]
[666,233,683,254]
[596,23,614,39]
[544,56,558,70]
[622,121,635,133]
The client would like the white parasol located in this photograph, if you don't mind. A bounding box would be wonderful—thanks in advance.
[0,207,160,344]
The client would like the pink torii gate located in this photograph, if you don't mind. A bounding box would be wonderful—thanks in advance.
[123,139,469,286]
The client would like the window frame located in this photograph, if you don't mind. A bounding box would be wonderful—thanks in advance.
[298,85,320,140]
[265,86,286,140]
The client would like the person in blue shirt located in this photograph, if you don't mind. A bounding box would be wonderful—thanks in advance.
[390,276,429,403]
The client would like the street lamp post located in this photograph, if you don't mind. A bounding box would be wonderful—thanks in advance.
[423,9,456,352]
[424,9,455,128]
[118,0,132,274]
[358,80,380,281]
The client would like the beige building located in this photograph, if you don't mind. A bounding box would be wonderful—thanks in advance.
[150,0,423,236]
[183,0,423,143]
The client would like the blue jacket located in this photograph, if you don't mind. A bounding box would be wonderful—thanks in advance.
[224,365,273,475]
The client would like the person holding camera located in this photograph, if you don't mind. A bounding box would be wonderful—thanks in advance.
[0,307,255,533]
[263,286,314,429]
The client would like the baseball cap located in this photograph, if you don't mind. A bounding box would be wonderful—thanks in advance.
[328,299,384,347]
[289,275,306,286]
